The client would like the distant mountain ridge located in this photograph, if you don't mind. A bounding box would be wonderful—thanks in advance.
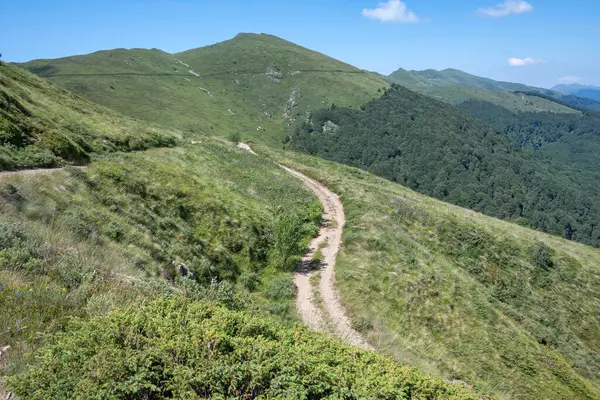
[389,67,600,112]
[391,67,538,92]
[552,83,600,102]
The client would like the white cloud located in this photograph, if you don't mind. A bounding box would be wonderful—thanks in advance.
[508,57,543,66]
[479,0,533,17]
[362,0,420,23]
[558,76,583,83]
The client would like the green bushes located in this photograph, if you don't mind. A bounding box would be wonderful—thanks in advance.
[533,243,554,270]
[7,297,479,400]
[0,142,322,378]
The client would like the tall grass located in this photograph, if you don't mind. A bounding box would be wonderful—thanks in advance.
[0,140,320,378]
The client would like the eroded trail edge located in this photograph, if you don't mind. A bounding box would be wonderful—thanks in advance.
[238,143,372,350]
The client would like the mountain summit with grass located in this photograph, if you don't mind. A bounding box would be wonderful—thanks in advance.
[19,33,387,147]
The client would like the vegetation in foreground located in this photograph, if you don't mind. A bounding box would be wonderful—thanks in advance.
[290,84,600,247]
[7,297,479,399]
[1,140,481,399]
[0,62,180,170]
[0,141,321,382]
[263,146,600,400]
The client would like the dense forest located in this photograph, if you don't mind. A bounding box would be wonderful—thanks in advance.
[457,99,600,172]
[289,84,600,247]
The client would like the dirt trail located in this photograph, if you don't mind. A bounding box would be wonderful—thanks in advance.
[2,148,372,349]
[238,143,372,350]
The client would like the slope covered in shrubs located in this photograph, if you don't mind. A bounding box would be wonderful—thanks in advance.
[7,297,479,400]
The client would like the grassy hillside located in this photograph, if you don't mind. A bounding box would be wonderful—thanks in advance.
[388,68,584,114]
[19,33,388,147]
[392,68,535,92]
[263,146,600,400]
[0,140,482,400]
[290,85,600,247]
[0,62,180,170]
[0,141,321,374]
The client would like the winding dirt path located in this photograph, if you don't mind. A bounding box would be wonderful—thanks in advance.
[238,143,372,350]
[2,148,372,350]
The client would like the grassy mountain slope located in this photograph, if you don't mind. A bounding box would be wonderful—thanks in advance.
[0,62,180,170]
[264,145,600,400]
[0,62,477,399]
[0,143,478,400]
[19,33,388,146]
[0,141,319,373]
[290,85,600,247]
[388,68,583,113]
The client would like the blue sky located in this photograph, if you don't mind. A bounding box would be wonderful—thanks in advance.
[2,0,599,88]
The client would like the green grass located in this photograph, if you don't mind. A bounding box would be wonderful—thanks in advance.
[19,33,388,147]
[0,62,181,170]
[0,140,322,378]
[262,146,600,400]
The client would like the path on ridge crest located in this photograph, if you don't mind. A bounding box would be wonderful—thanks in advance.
[238,143,372,350]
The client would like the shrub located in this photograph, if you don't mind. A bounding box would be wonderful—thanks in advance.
[533,243,554,270]
[264,278,295,301]
[274,214,303,270]
[239,271,260,292]
[228,132,241,144]
[7,297,479,400]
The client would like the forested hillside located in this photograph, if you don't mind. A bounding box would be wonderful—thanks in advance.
[290,84,600,247]
[457,99,600,172]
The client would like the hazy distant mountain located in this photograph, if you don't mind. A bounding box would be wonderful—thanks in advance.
[552,83,600,101]
[389,67,600,112]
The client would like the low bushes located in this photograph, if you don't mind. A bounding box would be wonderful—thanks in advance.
[7,297,479,400]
